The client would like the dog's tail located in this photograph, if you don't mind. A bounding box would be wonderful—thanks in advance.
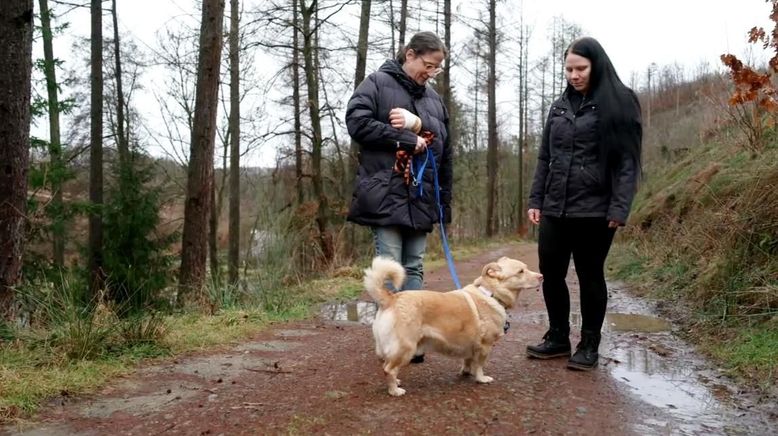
[364,256,405,308]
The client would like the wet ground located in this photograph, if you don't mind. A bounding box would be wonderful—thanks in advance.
[4,243,777,435]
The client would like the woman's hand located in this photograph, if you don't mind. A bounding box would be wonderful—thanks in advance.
[414,136,427,154]
[608,220,622,228]
[389,108,422,133]
[528,208,541,225]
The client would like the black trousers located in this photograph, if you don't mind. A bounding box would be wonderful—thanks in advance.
[538,215,617,334]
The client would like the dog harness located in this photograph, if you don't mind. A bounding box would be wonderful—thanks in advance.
[478,286,511,334]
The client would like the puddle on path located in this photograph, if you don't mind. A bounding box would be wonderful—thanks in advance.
[318,301,378,324]
[521,284,775,435]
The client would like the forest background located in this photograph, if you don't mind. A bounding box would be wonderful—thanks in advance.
[0,0,776,419]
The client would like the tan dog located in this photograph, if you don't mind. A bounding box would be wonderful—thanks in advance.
[364,256,543,396]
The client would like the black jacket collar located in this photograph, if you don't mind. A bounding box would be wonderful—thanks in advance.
[379,59,427,99]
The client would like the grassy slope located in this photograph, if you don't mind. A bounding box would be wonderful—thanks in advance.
[609,118,777,392]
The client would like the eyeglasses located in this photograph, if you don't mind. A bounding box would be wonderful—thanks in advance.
[418,55,444,77]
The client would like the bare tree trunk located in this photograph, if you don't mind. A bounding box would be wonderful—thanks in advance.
[517,19,528,234]
[228,0,240,286]
[89,0,104,295]
[0,0,33,319]
[442,0,453,150]
[300,0,332,261]
[388,0,395,57]
[293,0,304,205]
[38,0,65,267]
[347,0,371,188]
[179,0,225,303]
[398,0,407,48]
[111,0,129,165]
[485,0,498,237]
[209,172,219,285]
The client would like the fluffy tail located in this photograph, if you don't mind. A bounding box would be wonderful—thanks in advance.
[363,256,405,308]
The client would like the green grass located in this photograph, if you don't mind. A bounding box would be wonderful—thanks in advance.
[705,326,778,391]
[0,272,363,422]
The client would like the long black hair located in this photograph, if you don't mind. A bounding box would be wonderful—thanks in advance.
[565,37,642,179]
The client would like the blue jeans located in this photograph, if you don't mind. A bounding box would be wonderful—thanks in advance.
[371,226,427,291]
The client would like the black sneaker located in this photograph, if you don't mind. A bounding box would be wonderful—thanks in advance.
[410,354,425,364]
[526,327,571,359]
[567,331,601,371]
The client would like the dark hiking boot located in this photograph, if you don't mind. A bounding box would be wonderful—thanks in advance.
[526,327,571,359]
[410,354,425,364]
[567,331,601,371]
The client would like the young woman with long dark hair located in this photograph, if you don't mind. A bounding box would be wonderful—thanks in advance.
[526,37,642,370]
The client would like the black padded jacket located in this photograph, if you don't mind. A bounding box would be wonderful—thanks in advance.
[345,60,452,232]
[528,90,641,224]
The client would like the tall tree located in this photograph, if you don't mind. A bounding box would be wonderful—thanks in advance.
[88,0,104,295]
[293,0,304,205]
[0,0,33,319]
[398,0,407,48]
[516,17,531,234]
[38,0,65,267]
[300,0,332,261]
[227,0,241,286]
[347,0,371,189]
[111,0,129,165]
[179,0,226,302]
[485,0,498,236]
[442,0,452,124]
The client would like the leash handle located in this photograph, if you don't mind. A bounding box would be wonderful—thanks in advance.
[429,148,461,289]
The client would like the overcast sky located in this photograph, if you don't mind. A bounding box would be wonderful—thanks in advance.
[36,0,774,166]
[93,0,771,81]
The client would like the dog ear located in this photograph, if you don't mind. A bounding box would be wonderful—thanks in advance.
[482,262,502,278]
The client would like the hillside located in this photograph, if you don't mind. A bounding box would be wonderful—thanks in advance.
[610,73,778,391]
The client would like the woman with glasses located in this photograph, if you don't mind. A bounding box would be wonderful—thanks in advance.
[346,32,452,361]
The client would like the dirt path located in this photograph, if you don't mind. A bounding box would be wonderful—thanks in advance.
[5,243,777,435]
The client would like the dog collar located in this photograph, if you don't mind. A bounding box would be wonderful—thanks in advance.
[479,285,510,309]
[479,286,511,333]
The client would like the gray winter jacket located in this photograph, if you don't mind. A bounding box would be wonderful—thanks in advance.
[346,60,452,231]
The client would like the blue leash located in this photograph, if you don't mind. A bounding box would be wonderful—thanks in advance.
[414,148,461,289]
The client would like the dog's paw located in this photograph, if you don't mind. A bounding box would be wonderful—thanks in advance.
[475,375,494,384]
[388,387,406,396]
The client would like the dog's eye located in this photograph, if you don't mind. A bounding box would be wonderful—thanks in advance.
[518,269,524,273]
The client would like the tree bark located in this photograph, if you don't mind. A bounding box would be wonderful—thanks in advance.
[347,0,370,190]
[227,0,240,286]
[485,0,498,237]
[300,0,332,261]
[442,0,451,124]
[89,0,104,295]
[398,0,407,48]
[293,0,304,205]
[0,0,33,319]
[179,0,225,302]
[38,0,65,267]
[111,0,129,166]
[517,19,528,234]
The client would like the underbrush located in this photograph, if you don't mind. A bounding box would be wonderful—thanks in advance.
[610,142,777,391]
[0,271,362,422]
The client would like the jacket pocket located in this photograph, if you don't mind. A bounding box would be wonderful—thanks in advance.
[579,164,601,188]
[355,169,393,215]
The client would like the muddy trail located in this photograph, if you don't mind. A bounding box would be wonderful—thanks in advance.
[5,243,777,435]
